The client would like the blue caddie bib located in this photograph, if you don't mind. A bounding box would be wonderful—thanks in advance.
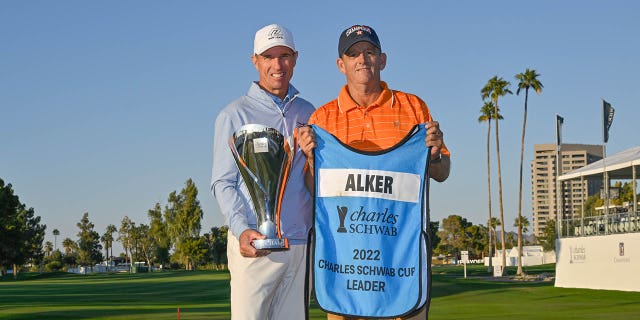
[311,124,431,318]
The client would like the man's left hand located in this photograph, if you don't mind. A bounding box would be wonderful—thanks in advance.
[425,121,444,161]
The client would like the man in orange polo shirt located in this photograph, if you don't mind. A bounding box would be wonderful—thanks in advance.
[298,24,450,320]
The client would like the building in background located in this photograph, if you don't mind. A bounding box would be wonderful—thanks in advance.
[531,144,603,237]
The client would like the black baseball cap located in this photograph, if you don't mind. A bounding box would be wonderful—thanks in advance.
[338,25,381,57]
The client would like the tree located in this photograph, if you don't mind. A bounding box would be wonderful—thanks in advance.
[132,223,155,271]
[148,203,171,268]
[481,76,512,275]
[1,179,24,277]
[61,237,78,269]
[513,217,531,234]
[165,179,204,269]
[118,216,136,272]
[102,224,117,267]
[21,207,46,274]
[537,219,556,251]
[0,178,20,276]
[466,224,488,258]
[180,237,208,271]
[208,226,229,270]
[513,216,530,235]
[76,212,103,271]
[515,68,543,276]
[435,215,473,258]
[43,249,64,272]
[478,101,503,271]
[428,221,441,252]
[101,229,112,267]
[615,181,639,205]
[505,232,517,249]
[489,217,501,263]
[62,237,76,256]
[52,229,60,251]
[45,241,53,257]
[0,179,46,278]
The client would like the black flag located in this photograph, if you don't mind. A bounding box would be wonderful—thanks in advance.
[556,114,564,146]
[603,100,615,143]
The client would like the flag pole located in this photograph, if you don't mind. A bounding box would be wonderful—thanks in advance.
[555,114,563,238]
[602,99,609,233]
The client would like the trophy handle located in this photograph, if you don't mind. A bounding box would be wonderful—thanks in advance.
[274,136,294,240]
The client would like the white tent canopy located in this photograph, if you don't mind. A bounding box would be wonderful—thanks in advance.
[558,146,640,181]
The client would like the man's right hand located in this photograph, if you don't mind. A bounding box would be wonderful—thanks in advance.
[238,229,270,258]
[297,125,316,161]
[297,126,317,192]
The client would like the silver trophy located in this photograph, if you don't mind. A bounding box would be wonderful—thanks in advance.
[229,124,292,250]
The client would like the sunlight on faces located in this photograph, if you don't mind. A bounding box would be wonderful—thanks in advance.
[251,46,297,99]
[337,42,386,86]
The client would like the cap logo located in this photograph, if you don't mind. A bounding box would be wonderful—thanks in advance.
[345,25,372,38]
[267,27,285,40]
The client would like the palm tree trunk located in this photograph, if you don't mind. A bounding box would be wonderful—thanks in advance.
[494,100,507,276]
[493,227,499,259]
[517,90,529,276]
[486,120,493,270]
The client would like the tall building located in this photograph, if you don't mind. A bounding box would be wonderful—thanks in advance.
[531,144,603,237]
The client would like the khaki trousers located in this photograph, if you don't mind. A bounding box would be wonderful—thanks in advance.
[227,233,307,320]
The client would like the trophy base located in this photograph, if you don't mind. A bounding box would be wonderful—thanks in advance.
[253,238,289,250]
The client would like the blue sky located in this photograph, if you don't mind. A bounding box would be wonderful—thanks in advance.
[2,1,639,253]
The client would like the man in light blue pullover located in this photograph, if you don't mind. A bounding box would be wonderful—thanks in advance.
[210,24,315,320]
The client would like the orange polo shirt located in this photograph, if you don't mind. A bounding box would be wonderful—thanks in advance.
[309,82,450,156]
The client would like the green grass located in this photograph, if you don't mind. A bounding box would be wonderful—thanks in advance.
[1,265,639,319]
[429,265,640,319]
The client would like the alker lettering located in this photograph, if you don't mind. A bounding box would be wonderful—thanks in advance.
[345,174,393,194]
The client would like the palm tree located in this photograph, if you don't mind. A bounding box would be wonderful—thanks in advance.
[52,229,60,251]
[481,76,512,276]
[515,69,543,276]
[62,237,75,256]
[521,216,530,235]
[490,217,501,263]
[44,241,53,257]
[62,237,76,269]
[478,101,503,271]
[100,233,111,266]
[513,216,531,242]
[104,224,117,266]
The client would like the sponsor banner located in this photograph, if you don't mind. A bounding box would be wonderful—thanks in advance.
[556,233,640,292]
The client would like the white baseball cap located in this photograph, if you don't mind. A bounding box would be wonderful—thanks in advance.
[253,24,296,55]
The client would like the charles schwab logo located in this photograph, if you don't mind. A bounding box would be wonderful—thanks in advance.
[335,205,399,237]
